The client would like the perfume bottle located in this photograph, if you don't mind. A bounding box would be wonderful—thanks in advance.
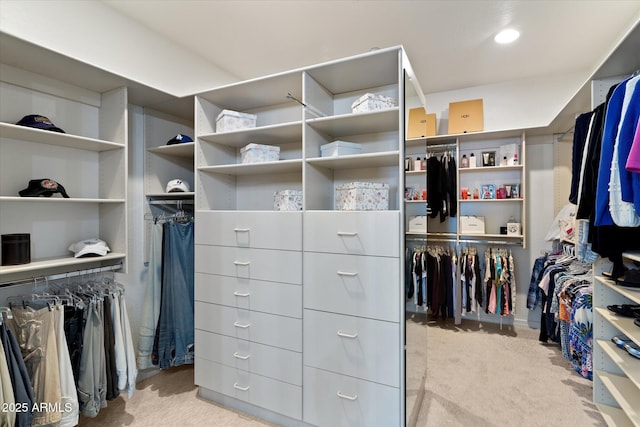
[461,154,469,168]
[469,153,476,168]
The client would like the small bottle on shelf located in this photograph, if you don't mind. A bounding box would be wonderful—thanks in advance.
[469,153,476,168]
[414,157,422,171]
[460,154,469,168]
[513,153,519,165]
[501,156,508,166]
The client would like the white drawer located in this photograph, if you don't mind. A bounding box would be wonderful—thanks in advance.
[195,273,301,318]
[304,211,400,257]
[195,301,302,352]
[196,357,302,420]
[303,309,399,387]
[195,245,302,285]
[303,366,399,427]
[303,252,399,321]
[195,329,301,386]
[195,211,302,250]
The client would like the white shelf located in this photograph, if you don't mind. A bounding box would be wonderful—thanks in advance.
[0,196,125,203]
[624,251,640,264]
[306,108,399,136]
[459,165,523,173]
[596,403,635,427]
[406,170,426,175]
[0,122,124,151]
[597,276,640,305]
[198,159,302,176]
[598,339,640,390]
[198,122,302,147]
[306,151,399,170]
[405,200,427,204]
[0,253,125,277]
[459,198,524,203]
[594,307,640,344]
[595,370,640,425]
[147,142,195,159]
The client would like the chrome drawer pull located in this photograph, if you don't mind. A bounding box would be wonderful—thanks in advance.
[233,228,250,232]
[233,321,251,329]
[337,271,358,277]
[233,261,250,266]
[233,383,250,391]
[233,291,250,297]
[233,352,250,360]
[337,391,358,401]
[337,330,358,339]
[337,231,358,237]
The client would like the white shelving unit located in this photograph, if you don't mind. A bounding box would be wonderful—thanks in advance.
[0,62,128,283]
[593,251,640,427]
[193,46,420,427]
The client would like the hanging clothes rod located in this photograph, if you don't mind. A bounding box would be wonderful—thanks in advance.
[556,126,575,142]
[148,199,194,205]
[0,263,123,287]
[426,142,457,151]
[423,237,521,246]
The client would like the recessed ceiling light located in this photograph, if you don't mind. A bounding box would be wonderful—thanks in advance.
[494,29,520,44]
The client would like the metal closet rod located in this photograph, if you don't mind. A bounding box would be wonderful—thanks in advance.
[0,263,123,287]
[148,199,194,205]
[426,142,457,151]
[424,237,521,246]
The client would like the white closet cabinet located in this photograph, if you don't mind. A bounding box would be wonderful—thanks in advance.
[593,252,640,427]
[0,63,127,282]
[194,46,418,426]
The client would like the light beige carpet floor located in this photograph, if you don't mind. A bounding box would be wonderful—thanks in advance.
[78,318,605,426]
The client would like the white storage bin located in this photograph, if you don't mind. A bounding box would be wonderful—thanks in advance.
[351,93,397,113]
[274,190,303,211]
[216,109,257,132]
[335,182,389,211]
[320,140,362,157]
[408,215,427,232]
[240,143,280,164]
[460,215,486,234]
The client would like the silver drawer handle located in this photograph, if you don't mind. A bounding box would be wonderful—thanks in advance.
[337,391,358,401]
[337,231,358,237]
[233,291,250,297]
[233,261,250,266]
[233,352,250,360]
[337,271,358,277]
[337,330,358,339]
[234,228,250,232]
[234,382,250,391]
[234,321,251,329]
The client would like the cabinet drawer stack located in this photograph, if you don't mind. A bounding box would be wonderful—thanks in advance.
[194,211,303,420]
[302,211,401,426]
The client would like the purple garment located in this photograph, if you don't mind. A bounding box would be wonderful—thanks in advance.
[626,120,640,173]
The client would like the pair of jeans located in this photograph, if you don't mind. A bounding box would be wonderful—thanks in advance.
[0,322,33,427]
[77,300,105,418]
[138,222,163,370]
[54,305,79,427]
[7,307,62,426]
[154,220,195,369]
[63,305,85,385]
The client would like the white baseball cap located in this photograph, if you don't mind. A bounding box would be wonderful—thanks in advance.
[68,238,111,258]
[166,179,190,193]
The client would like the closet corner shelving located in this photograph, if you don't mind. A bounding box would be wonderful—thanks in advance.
[415,129,527,248]
[593,251,640,427]
[193,46,413,427]
[0,59,128,283]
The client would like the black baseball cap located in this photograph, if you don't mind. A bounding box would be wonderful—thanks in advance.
[19,179,70,198]
[16,115,65,133]
[166,133,193,145]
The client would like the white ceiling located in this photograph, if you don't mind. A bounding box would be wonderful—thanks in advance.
[102,0,640,95]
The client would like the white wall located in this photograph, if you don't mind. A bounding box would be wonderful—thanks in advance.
[0,0,238,96]
[425,72,587,133]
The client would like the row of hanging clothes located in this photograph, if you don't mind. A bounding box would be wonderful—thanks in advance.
[569,72,640,277]
[527,243,594,380]
[406,243,517,319]
[1,274,136,426]
[138,202,194,371]
[426,150,457,222]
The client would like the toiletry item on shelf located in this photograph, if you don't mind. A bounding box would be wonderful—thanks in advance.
[461,154,469,168]
[469,153,477,168]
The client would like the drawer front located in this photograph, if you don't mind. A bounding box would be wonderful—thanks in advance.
[195,301,302,352]
[303,252,399,321]
[304,211,400,257]
[196,357,302,420]
[195,211,302,250]
[195,245,302,285]
[303,366,399,427]
[304,309,399,387]
[196,273,302,318]
[195,329,301,386]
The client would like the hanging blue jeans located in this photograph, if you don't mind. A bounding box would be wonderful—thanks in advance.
[155,220,195,369]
